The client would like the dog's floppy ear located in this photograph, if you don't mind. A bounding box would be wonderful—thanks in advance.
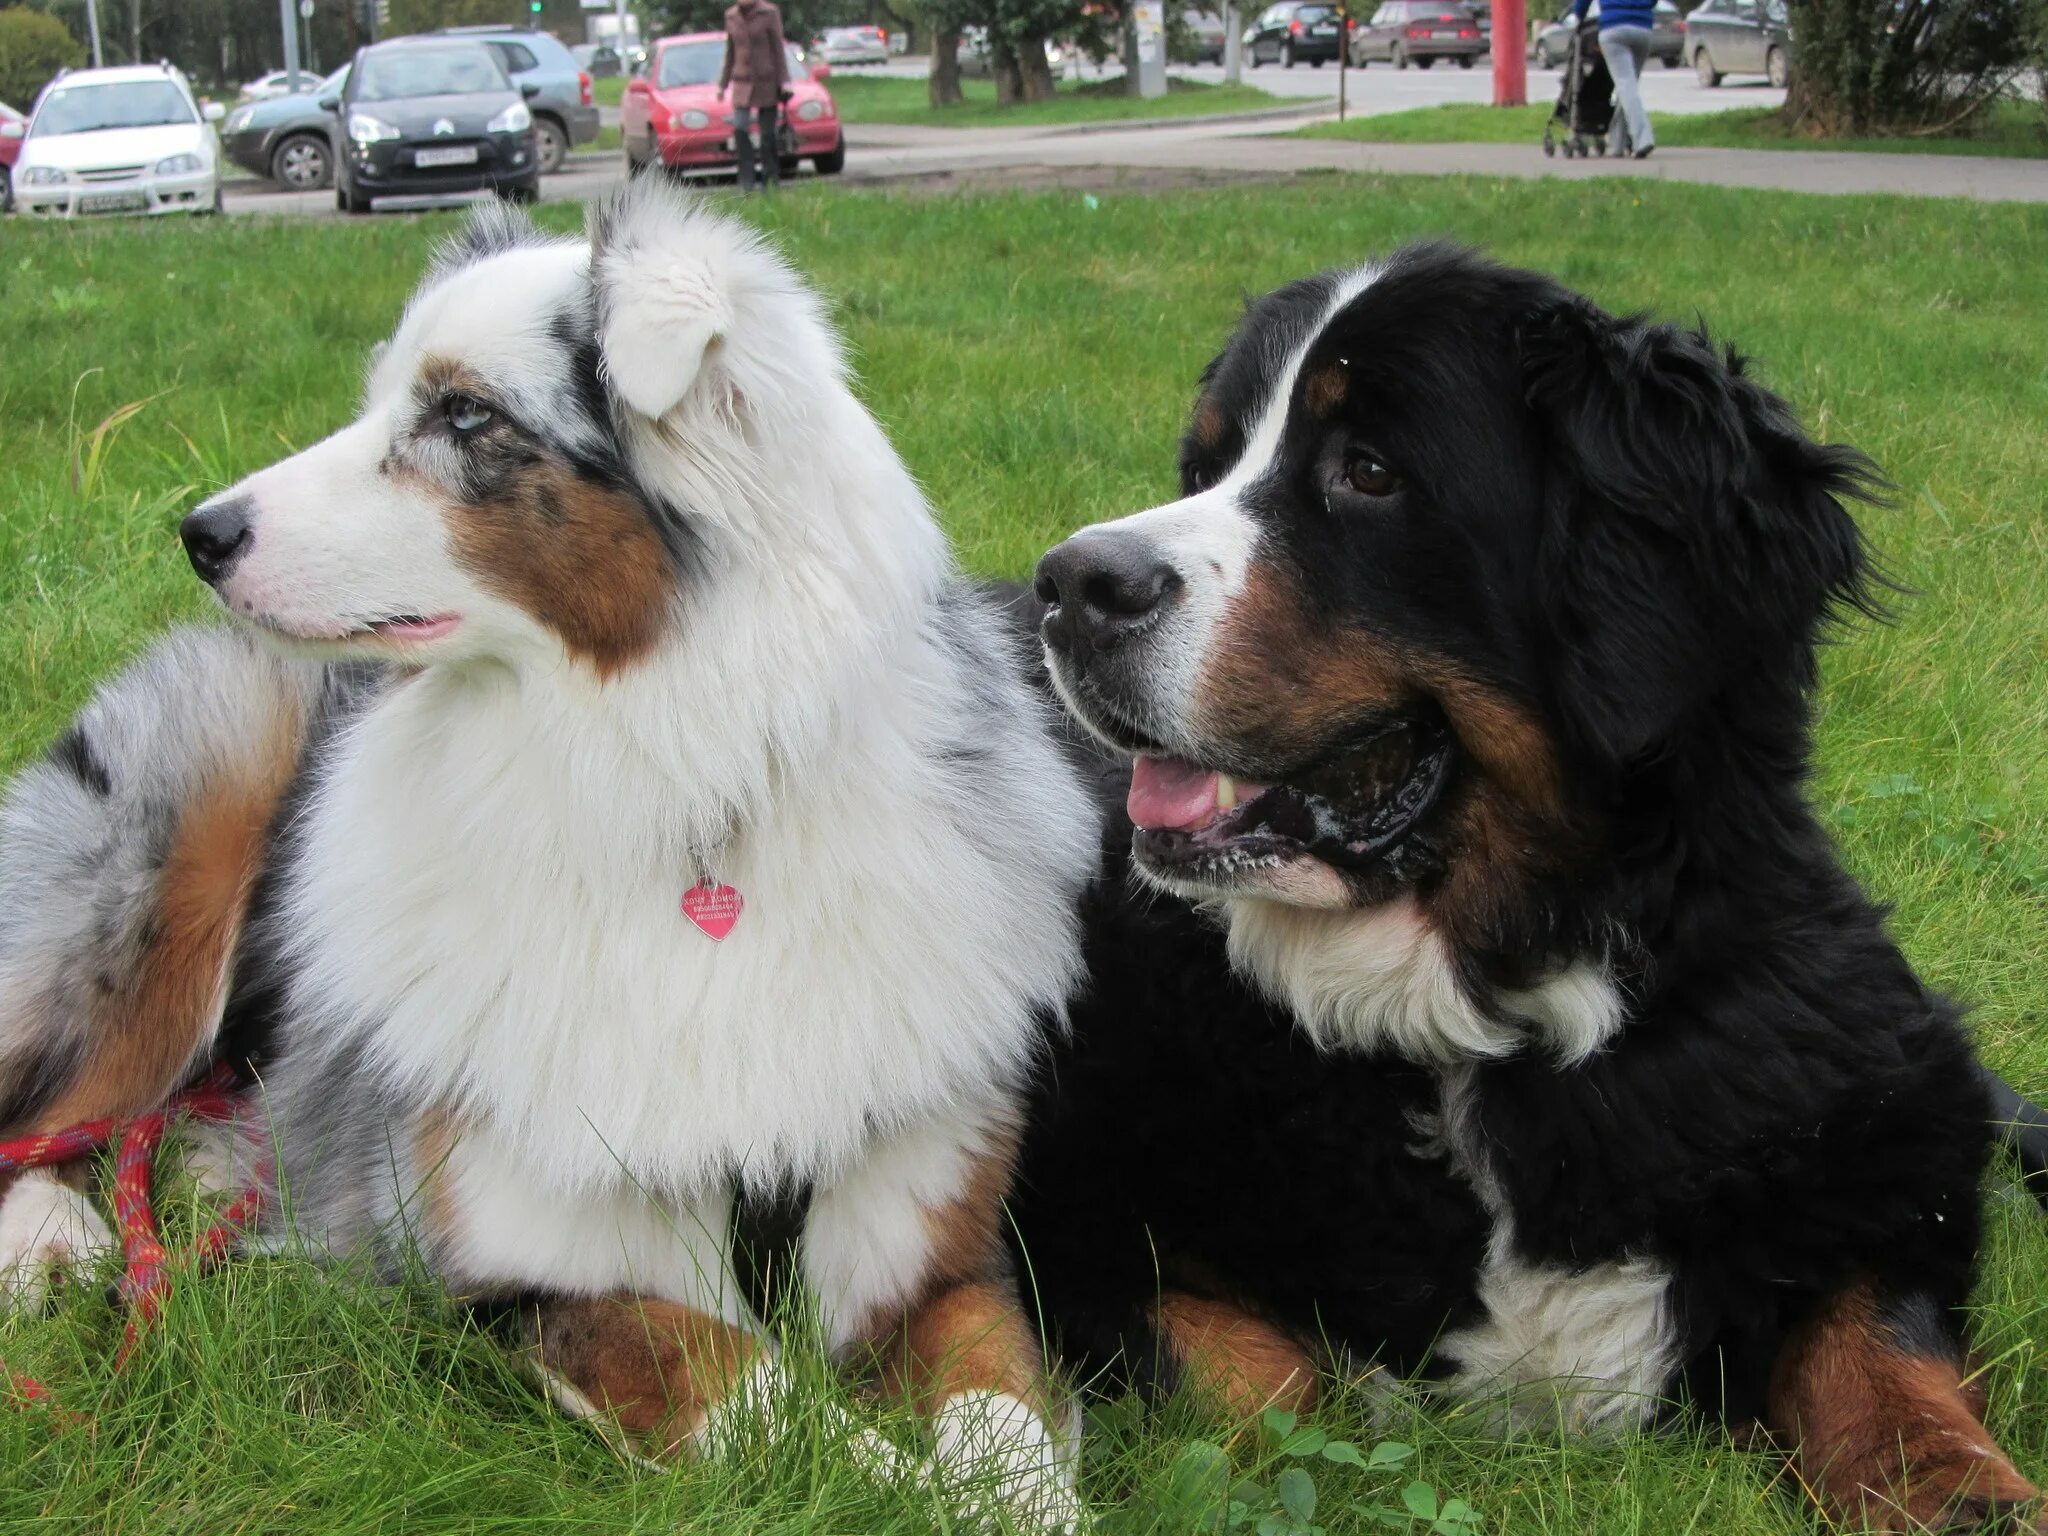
[587,179,739,421]
[1521,296,1885,765]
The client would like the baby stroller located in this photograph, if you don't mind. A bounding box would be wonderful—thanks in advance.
[1542,17,1626,157]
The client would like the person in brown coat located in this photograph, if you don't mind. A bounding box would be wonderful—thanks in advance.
[718,0,791,192]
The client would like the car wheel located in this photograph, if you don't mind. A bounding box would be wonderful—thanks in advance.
[498,178,539,205]
[1534,38,1554,66]
[336,179,369,214]
[1416,54,1434,67]
[270,132,332,191]
[1765,44,1788,88]
[1393,42,1408,67]
[534,116,567,175]
[1662,51,1680,66]
[1695,46,1721,86]
[1280,40,1294,66]
[814,137,845,175]
[1310,55,1323,66]
[1458,53,1474,66]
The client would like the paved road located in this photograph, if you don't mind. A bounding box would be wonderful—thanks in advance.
[221,88,2042,218]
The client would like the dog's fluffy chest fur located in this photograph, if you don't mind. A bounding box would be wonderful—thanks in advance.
[280,605,1093,1198]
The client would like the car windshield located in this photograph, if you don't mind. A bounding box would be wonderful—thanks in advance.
[1296,5,1333,19]
[658,40,805,86]
[32,80,193,136]
[354,47,506,101]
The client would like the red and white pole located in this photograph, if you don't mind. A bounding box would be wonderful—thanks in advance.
[1492,0,1527,105]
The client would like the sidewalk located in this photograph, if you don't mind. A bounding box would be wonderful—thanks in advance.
[840,117,2048,203]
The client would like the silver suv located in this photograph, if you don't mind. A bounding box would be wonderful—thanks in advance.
[434,25,599,173]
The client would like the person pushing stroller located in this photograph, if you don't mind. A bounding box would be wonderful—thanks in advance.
[1573,0,1655,157]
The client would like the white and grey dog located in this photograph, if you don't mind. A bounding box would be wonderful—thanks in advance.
[0,180,1095,1526]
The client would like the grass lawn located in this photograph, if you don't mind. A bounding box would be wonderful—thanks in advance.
[594,74,627,109]
[1300,97,2048,157]
[828,72,1288,126]
[2,178,2046,1532]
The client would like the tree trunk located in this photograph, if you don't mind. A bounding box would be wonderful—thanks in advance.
[930,28,964,106]
[1017,34,1057,100]
[992,35,1024,103]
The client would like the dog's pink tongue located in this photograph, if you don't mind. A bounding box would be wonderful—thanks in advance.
[1127,756,1221,832]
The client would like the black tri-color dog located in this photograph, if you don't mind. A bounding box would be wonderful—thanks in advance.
[1013,244,2047,1534]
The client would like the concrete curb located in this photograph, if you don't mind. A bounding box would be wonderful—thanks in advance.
[1028,100,1337,136]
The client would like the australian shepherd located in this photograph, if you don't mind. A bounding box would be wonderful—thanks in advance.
[0,181,1093,1529]
[1015,245,2045,1533]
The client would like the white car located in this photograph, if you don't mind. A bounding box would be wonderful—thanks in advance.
[239,69,319,101]
[11,64,224,219]
[814,25,890,65]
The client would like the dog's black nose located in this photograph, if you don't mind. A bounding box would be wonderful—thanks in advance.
[1034,530,1182,655]
[180,496,253,585]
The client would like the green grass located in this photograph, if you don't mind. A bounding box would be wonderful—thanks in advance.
[594,74,627,109]
[828,72,1289,126]
[1300,97,2048,156]
[3,179,2047,1532]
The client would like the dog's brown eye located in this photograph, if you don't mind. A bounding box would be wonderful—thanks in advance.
[1346,452,1401,498]
[444,394,493,435]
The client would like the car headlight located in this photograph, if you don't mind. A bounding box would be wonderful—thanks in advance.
[20,165,67,186]
[348,112,401,144]
[225,106,253,132]
[486,101,531,134]
[795,99,825,121]
[155,152,204,175]
[679,108,711,129]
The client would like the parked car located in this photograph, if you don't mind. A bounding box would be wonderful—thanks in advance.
[1182,8,1228,61]
[1242,0,1344,66]
[620,32,844,180]
[1531,0,1684,66]
[813,25,890,65]
[326,38,538,214]
[572,43,624,78]
[435,25,600,173]
[239,68,319,102]
[222,63,345,190]
[0,101,24,210]
[1685,0,1791,85]
[1350,0,1485,66]
[957,27,1073,75]
[11,64,223,218]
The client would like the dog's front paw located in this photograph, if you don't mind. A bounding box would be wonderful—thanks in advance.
[0,1170,115,1313]
[931,1389,1085,1534]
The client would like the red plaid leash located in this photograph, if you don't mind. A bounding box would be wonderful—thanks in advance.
[0,1064,264,1413]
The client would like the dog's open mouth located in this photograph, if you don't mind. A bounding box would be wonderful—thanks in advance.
[358,614,461,641]
[1126,714,1455,883]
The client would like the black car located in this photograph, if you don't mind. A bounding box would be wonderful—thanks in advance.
[1350,0,1486,67]
[325,38,539,214]
[1242,1,1345,66]
[1685,0,1791,85]
[221,64,345,190]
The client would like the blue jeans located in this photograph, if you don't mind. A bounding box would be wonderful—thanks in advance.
[731,102,780,192]
[1599,26,1654,154]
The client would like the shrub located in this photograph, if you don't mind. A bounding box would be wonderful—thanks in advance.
[0,6,81,110]
[1783,0,2031,136]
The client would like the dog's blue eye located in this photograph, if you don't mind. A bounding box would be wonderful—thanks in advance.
[445,394,493,434]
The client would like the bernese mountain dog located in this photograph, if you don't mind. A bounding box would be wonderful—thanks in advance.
[1013,244,2045,1533]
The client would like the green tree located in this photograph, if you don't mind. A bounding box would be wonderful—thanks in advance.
[0,5,83,105]
[1782,0,2031,136]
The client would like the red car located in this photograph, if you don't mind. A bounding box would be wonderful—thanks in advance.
[1,101,26,209]
[621,33,844,180]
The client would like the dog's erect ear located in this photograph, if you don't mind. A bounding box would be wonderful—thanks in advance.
[1520,297,1884,765]
[587,179,740,421]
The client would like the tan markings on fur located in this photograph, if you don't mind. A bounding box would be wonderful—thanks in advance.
[1155,1292,1319,1418]
[1303,366,1349,419]
[922,1126,1021,1287]
[412,1106,466,1259]
[442,461,670,680]
[31,706,302,1133]
[527,1293,762,1458]
[1766,1283,2041,1534]
[1191,396,1226,450]
[881,1279,1053,1424]
[1197,561,1561,817]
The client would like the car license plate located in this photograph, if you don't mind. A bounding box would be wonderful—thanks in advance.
[1312,22,1336,32]
[80,191,148,214]
[414,145,478,168]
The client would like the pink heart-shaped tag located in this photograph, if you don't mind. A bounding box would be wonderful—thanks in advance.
[681,881,744,942]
